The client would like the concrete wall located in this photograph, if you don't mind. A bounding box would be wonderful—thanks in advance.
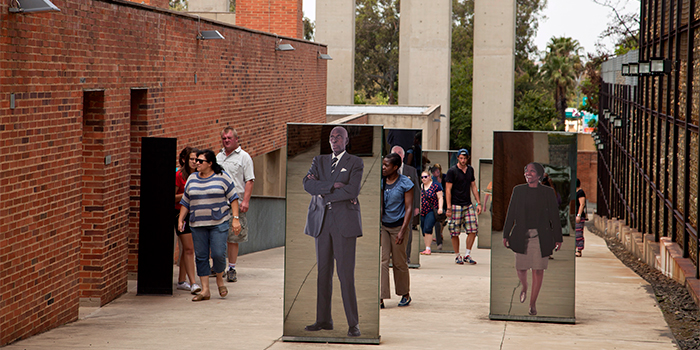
[315,0,355,104]
[471,0,516,172]
[398,0,452,150]
[0,0,326,344]
[239,196,286,255]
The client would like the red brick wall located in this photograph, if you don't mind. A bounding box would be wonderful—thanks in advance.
[0,0,326,345]
[236,0,304,39]
[577,150,598,204]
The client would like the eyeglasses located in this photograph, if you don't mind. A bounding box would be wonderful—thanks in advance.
[195,159,206,164]
[421,175,430,178]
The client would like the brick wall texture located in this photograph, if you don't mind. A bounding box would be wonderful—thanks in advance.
[0,0,326,345]
[236,0,303,39]
[577,150,598,204]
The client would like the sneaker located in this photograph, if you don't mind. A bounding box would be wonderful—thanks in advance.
[455,256,464,265]
[190,283,202,295]
[226,268,237,282]
[398,295,411,307]
[464,255,477,265]
[176,281,191,291]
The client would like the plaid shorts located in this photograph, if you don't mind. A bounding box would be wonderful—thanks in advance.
[448,204,478,236]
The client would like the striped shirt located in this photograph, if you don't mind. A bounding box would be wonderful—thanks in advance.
[180,172,239,227]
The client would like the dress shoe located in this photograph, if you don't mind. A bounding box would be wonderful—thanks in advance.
[347,325,361,337]
[304,322,333,331]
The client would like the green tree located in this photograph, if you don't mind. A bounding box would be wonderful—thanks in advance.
[450,58,473,149]
[355,0,400,104]
[514,90,558,130]
[169,0,187,11]
[579,52,608,115]
[541,37,582,126]
[303,16,315,41]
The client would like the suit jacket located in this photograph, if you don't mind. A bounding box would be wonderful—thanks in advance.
[303,153,363,238]
[503,184,563,257]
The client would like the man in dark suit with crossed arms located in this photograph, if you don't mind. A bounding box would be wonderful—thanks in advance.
[303,126,363,338]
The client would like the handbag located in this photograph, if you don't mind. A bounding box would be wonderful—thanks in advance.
[434,208,447,222]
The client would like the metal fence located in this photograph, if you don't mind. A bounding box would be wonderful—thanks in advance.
[598,0,699,279]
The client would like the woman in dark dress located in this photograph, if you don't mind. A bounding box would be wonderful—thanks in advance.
[502,162,563,316]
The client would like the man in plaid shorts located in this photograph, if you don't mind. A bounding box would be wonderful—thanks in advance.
[445,149,482,264]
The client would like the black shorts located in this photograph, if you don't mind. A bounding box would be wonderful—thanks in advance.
[175,209,192,236]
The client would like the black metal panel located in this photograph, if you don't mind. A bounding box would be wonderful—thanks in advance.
[137,137,177,295]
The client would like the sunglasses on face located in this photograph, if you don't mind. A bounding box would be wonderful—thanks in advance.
[195,159,206,164]
[421,175,430,178]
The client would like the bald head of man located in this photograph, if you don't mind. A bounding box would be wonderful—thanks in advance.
[390,145,405,161]
[329,126,349,156]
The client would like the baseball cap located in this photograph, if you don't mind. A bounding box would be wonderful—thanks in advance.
[458,148,469,156]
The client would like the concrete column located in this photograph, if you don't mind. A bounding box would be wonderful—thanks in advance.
[315,0,355,105]
[471,0,515,165]
[398,0,452,150]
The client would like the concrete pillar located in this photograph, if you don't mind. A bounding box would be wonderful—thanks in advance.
[471,0,515,165]
[316,0,355,104]
[398,0,452,150]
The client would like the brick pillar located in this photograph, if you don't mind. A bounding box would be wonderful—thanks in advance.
[236,0,303,38]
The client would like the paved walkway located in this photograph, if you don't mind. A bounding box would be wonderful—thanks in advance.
[5,227,678,349]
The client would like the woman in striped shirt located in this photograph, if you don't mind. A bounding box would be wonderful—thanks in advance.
[178,149,241,301]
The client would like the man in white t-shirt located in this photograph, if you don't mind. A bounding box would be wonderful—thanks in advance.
[216,126,255,282]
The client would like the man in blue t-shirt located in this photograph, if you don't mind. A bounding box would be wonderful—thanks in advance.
[445,149,482,265]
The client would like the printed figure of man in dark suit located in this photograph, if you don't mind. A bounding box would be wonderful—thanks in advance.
[303,126,364,338]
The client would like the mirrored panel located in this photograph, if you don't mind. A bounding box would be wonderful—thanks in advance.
[420,150,458,253]
[384,128,422,267]
[490,131,576,323]
[477,159,493,249]
[283,124,382,343]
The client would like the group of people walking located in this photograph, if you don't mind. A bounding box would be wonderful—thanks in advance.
[173,127,255,302]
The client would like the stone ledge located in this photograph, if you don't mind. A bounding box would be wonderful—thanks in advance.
[594,214,700,308]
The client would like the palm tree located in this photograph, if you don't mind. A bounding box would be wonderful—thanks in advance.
[541,37,583,127]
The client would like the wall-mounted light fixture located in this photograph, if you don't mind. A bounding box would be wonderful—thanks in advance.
[639,61,651,75]
[621,64,630,76]
[275,35,295,51]
[650,57,671,75]
[598,143,605,150]
[629,63,639,75]
[195,16,225,40]
[318,52,333,60]
[614,118,623,128]
[9,0,59,13]
[198,30,225,40]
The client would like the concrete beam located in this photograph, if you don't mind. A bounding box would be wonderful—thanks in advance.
[471,0,515,165]
[398,0,452,150]
[316,0,355,104]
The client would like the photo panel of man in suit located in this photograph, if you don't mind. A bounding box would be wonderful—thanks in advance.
[283,124,381,344]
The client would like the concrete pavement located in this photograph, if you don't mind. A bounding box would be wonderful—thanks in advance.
[5,226,678,349]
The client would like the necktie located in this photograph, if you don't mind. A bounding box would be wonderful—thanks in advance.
[331,156,338,173]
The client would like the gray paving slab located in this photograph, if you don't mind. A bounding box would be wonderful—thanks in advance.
[5,227,677,349]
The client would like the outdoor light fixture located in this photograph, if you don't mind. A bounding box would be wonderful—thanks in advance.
[638,61,651,75]
[650,57,671,75]
[318,52,333,60]
[629,63,639,75]
[598,143,605,150]
[197,30,225,40]
[604,111,610,119]
[275,36,295,51]
[621,64,630,76]
[9,0,60,13]
[614,118,623,128]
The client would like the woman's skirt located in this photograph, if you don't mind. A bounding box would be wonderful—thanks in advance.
[515,229,549,270]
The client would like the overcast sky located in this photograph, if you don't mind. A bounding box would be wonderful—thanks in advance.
[303,0,639,56]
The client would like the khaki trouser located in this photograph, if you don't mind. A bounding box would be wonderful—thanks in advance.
[381,224,410,299]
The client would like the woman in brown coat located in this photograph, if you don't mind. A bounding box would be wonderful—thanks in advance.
[502,162,563,316]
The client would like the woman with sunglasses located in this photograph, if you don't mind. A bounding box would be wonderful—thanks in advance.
[178,149,241,301]
[419,170,443,255]
[174,146,201,295]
